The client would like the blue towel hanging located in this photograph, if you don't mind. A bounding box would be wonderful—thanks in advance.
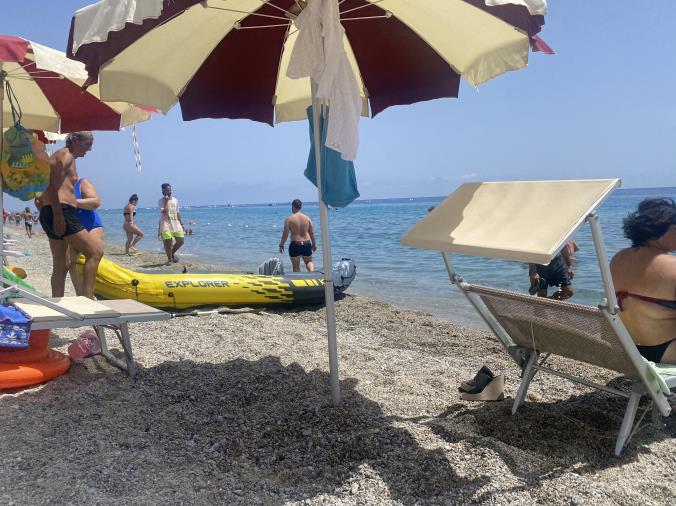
[305,106,360,208]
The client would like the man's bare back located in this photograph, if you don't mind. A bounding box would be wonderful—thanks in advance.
[278,199,317,272]
[286,212,312,242]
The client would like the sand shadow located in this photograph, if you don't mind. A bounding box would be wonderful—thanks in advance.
[416,383,674,498]
[0,356,484,504]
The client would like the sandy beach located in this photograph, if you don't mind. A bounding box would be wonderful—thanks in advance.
[1,229,674,505]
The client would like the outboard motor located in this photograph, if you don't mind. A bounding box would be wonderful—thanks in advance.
[332,258,356,294]
[258,257,285,276]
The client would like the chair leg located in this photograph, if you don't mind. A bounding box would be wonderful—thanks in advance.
[615,388,641,456]
[96,325,109,355]
[118,323,137,379]
[96,324,137,379]
[651,403,664,429]
[512,350,538,415]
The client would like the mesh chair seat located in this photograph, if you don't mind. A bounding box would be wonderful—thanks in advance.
[467,285,639,377]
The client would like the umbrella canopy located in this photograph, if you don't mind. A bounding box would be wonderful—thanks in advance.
[67,0,550,126]
[0,35,151,133]
[67,0,551,404]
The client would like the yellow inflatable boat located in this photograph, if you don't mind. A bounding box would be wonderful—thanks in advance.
[90,257,356,310]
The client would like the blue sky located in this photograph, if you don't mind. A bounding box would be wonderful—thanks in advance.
[3,1,675,209]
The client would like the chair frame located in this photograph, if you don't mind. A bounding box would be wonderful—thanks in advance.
[0,284,169,378]
[440,212,675,456]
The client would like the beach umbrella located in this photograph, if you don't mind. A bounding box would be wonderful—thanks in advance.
[67,0,551,404]
[0,35,151,134]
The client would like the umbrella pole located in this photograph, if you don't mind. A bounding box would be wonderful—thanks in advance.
[311,79,340,405]
[0,64,6,275]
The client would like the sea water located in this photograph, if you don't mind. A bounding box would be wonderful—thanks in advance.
[98,187,675,328]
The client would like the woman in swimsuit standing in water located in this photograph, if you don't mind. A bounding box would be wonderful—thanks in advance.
[611,197,676,364]
[123,194,144,255]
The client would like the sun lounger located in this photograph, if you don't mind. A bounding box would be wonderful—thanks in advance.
[11,295,169,378]
[457,282,675,455]
[401,179,675,455]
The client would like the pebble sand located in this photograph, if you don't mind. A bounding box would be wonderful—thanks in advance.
[0,229,674,504]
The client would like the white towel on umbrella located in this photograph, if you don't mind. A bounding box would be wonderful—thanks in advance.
[287,0,361,161]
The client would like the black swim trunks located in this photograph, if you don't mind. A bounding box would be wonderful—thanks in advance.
[289,240,312,258]
[535,254,571,288]
[39,204,85,240]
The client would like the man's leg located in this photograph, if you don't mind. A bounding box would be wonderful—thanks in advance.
[66,245,84,296]
[290,256,301,272]
[48,239,69,297]
[64,230,103,299]
[163,238,174,263]
[303,255,315,272]
[171,236,184,259]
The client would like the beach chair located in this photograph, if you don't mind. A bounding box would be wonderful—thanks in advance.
[401,179,675,455]
[456,283,675,455]
[2,286,169,378]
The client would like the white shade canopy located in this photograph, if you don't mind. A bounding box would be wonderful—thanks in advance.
[401,179,621,265]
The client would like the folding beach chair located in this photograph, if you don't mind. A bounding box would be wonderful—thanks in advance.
[401,179,675,456]
[1,287,169,378]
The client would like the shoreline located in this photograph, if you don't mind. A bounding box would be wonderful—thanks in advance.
[1,230,674,504]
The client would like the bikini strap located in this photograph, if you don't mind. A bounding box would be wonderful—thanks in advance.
[615,291,628,311]
[615,290,676,311]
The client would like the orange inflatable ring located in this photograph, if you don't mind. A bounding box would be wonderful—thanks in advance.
[0,330,70,390]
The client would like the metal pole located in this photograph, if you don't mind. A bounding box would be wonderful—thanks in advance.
[311,78,340,404]
[0,64,6,276]
[587,212,619,313]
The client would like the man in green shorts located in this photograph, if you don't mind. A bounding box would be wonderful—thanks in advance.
[157,183,185,266]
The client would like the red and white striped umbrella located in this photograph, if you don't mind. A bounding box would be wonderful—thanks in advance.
[0,35,151,133]
[67,0,551,127]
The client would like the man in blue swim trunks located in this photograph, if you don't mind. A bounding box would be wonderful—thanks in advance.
[279,199,317,272]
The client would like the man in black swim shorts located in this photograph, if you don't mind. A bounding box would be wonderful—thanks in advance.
[279,199,317,272]
[529,240,579,300]
[39,203,84,240]
[38,131,103,298]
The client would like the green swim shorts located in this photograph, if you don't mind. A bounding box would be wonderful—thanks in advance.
[161,230,185,240]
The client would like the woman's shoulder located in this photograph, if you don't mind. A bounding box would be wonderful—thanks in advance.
[611,247,635,265]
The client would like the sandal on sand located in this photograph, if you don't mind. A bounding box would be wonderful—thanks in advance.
[460,374,505,401]
[172,255,179,263]
[459,365,496,392]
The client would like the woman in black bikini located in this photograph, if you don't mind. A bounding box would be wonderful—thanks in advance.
[610,197,676,364]
[123,194,144,255]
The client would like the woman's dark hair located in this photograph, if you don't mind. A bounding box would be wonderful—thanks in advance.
[623,197,676,247]
[129,193,138,203]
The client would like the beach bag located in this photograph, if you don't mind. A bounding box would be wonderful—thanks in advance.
[1,82,50,201]
[1,126,50,201]
[0,303,32,349]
